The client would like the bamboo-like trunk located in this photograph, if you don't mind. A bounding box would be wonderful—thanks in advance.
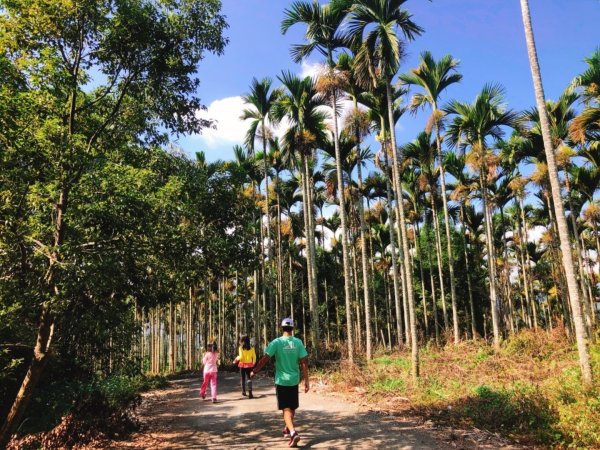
[425,225,441,345]
[383,153,404,347]
[169,301,175,373]
[357,160,373,360]
[460,205,477,340]
[520,0,592,384]
[386,81,418,378]
[565,174,594,339]
[480,168,501,347]
[415,221,429,339]
[331,91,354,363]
[430,192,449,331]
[300,153,319,353]
[434,120,460,344]
[518,196,537,329]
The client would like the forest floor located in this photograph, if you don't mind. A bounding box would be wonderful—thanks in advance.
[98,372,525,449]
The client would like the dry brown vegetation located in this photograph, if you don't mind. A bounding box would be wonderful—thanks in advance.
[319,328,600,448]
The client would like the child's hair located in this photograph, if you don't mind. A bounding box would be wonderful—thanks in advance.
[240,335,251,350]
[207,342,217,352]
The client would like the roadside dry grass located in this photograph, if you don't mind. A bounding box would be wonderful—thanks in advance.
[316,328,600,449]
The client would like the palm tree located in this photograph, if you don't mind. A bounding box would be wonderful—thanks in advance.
[400,51,463,343]
[347,0,422,377]
[241,78,280,342]
[282,0,357,361]
[338,51,376,359]
[273,71,329,353]
[519,0,592,384]
[402,132,451,335]
[445,83,520,348]
[366,80,408,349]
[570,48,600,145]
[446,151,479,339]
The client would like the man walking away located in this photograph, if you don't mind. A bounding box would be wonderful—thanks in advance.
[251,318,309,448]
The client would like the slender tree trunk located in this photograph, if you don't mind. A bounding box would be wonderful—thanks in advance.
[518,196,537,329]
[565,174,594,339]
[276,182,284,326]
[306,158,320,354]
[331,92,355,363]
[384,153,404,347]
[520,0,592,384]
[289,253,294,322]
[169,301,175,373]
[460,206,477,340]
[415,221,429,339]
[262,131,274,339]
[430,193,449,331]
[435,120,459,343]
[425,224,441,345]
[300,154,319,354]
[357,160,373,360]
[352,245,363,351]
[480,168,501,347]
[386,81,418,378]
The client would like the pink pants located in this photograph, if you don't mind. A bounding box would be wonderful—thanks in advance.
[200,372,217,399]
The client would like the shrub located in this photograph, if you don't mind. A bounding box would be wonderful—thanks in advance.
[462,383,557,443]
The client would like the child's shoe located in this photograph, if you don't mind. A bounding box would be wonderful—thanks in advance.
[288,431,300,447]
[212,398,217,403]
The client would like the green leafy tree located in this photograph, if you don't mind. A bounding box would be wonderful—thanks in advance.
[0,0,228,444]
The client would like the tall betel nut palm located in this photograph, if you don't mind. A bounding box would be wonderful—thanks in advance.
[347,0,423,378]
[282,0,358,361]
[519,0,593,385]
[445,83,520,349]
[272,71,329,355]
[241,77,280,342]
[400,51,463,344]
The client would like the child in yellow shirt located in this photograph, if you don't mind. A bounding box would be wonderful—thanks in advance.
[233,335,256,398]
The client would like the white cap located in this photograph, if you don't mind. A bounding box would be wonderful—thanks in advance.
[281,318,294,328]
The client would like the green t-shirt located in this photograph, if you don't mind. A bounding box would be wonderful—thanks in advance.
[264,335,308,386]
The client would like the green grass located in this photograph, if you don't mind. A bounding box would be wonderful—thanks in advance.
[372,356,410,369]
[372,377,406,393]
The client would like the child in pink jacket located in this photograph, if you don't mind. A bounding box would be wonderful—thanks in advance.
[200,343,219,403]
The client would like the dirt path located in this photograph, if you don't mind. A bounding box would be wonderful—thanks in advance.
[109,373,523,449]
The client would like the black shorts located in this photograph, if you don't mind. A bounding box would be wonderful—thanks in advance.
[275,384,299,410]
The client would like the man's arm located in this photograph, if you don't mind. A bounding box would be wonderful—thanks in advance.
[250,354,270,378]
[300,357,309,393]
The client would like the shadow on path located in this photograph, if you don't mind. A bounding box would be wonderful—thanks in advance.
[111,373,493,449]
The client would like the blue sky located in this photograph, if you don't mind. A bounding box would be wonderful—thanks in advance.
[176,0,600,166]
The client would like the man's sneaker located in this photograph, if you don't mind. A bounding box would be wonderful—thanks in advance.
[242,391,247,396]
[248,392,253,399]
[288,431,300,447]
[282,427,290,438]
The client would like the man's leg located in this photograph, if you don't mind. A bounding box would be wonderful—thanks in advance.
[282,408,295,431]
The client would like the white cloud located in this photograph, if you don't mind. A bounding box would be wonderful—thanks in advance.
[194,96,249,148]
[191,62,359,151]
[300,60,324,79]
